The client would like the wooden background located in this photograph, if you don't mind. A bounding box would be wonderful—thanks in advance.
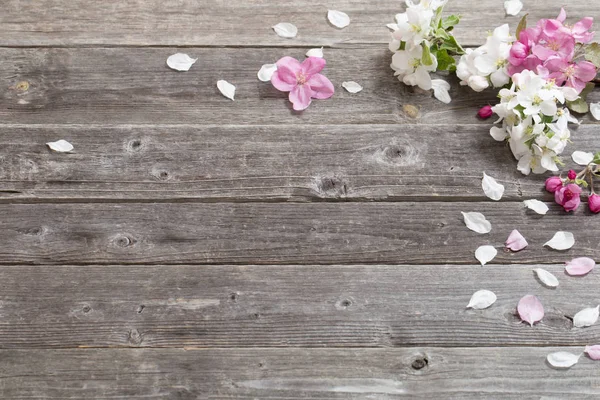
[1,1,600,398]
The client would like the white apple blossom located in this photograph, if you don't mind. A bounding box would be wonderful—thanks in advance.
[392,7,434,50]
[391,45,438,90]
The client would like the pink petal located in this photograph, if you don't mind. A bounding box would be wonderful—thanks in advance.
[301,57,326,77]
[289,84,313,111]
[307,73,334,100]
[585,345,600,360]
[517,295,544,326]
[271,71,296,92]
[532,45,556,61]
[565,257,596,276]
[573,17,594,34]
[557,8,567,23]
[574,61,597,82]
[275,56,302,84]
[506,229,528,252]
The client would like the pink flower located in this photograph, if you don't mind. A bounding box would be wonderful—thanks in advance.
[554,8,595,44]
[271,56,334,111]
[545,176,563,193]
[567,170,577,180]
[531,30,575,62]
[478,105,493,119]
[554,183,582,212]
[545,58,597,93]
[507,30,543,76]
[589,194,600,213]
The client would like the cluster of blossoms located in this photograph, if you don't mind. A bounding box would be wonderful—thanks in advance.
[545,156,600,213]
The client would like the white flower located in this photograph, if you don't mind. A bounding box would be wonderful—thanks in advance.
[392,6,434,50]
[391,45,437,90]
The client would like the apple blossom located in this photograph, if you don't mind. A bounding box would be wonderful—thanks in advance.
[589,194,600,214]
[545,176,564,193]
[555,183,582,212]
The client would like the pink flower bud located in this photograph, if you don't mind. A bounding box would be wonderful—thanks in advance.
[555,183,582,212]
[478,105,493,119]
[545,176,563,193]
[567,170,577,180]
[589,194,600,214]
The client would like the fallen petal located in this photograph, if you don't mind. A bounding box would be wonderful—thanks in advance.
[574,305,600,328]
[475,245,497,266]
[572,151,595,166]
[305,48,324,58]
[327,10,350,28]
[482,172,505,201]
[565,257,596,276]
[272,22,298,38]
[506,229,528,252]
[257,64,278,82]
[342,81,363,93]
[591,103,600,121]
[544,231,575,251]
[431,79,451,104]
[467,289,497,309]
[533,268,559,288]
[523,199,549,215]
[585,345,600,360]
[46,139,74,153]
[217,80,236,100]
[504,0,523,16]
[166,53,197,71]
[547,351,581,369]
[517,295,544,326]
[461,212,492,234]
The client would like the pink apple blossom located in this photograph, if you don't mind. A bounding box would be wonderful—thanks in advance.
[555,183,582,212]
[545,176,563,193]
[544,58,597,93]
[553,8,595,44]
[271,56,334,111]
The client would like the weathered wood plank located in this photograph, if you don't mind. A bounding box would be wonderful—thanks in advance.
[1,347,598,398]
[1,0,598,47]
[0,202,597,265]
[0,264,599,348]
[3,47,598,125]
[0,124,597,202]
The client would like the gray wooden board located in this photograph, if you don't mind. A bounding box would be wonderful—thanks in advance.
[0,0,598,47]
[1,124,598,202]
[0,202,597,265]
[1,347,598,399]
[0,264,599,348]
[2,47,599,125]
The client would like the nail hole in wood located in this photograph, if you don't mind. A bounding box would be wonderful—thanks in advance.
[411,357,428,370]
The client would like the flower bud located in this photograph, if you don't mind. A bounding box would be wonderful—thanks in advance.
[545,176,563,193]
[567,170,577,180]
[555,183,582,212]
[589,194,600,214]
[478,105,493,119]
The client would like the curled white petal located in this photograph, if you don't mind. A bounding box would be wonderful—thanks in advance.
[342,81,363,93]
[533,268,559,288]
[544,231,575,251]
[217,80,236,101]
[467,289,497,309]
[328,10,350,28]
[257,64,277,82]
[475,245,497,266]
[306,48,324,58]
[523,199,549,215]
[547,352,581,369]
[462,212,492,234]
[574,305,600,328]
[272,23,298,38]
[572,151,595,166]
[431,79,451,104]
[46,139,74,152]
[481,172,505,201]
[166,53,197,71]
[504,0,523,16]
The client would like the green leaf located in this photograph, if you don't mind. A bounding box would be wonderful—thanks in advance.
[435,28,450,40]
[421,43,434,66]
[575,179,589,187]
[435,48,456,71]
[585,42,600,68]
[439,35,465,55]
[398,41,406,51]
[593,152,600,164]
[441,14,461,30]
[566,98,589,114]
[515,14,528,38]
[580,82,595,101]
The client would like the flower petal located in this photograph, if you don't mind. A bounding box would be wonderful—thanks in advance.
[289,84,313,111]
[305,48,324,58]
[504,0,523,16]
[327,10,350,28]
[166,53,197,71]
[257,64,278,82]
[523,199,549,215]
[585,345,600,360]
[475,245,497,266]
[276,56,302,83]
[46,139,74,153]
[431,79,451,104]
[506,229,528,252]
[591,103,600,121]
[574,305,599,328]
[301,57,326,76]
[467,290,497,309]
[307,74,335,100]
[272,22,298,38]
[533,268,559,288]
[544,231,575,251]
[517,295,544,326]
[572,151,595,166]
[342,81,363,94]
[481,172,505,201]
[565,257,596,276]
[547,352,580,369]
[461,212,492,234]
[217,80,236,100]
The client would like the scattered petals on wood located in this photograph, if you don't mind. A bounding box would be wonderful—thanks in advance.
[257,64,278,82]
[573,305,600,328]
[327,10,350,28]
[565,257,596,276]
[571,151,595,166]
[461,212,492,234]
[46,139,74,153]
[166,53,197,71]
[342,81,363,93]
[533,268,559,288]
[504,0,523,16]
[272,22,298,38]
[517,295,544,326]
[546,351,581,369]
[505,229,528,252]
[467,289,497,309]
[431,79,451,104]
[585,345,600,360]
[305,48,324,58]
[523,199,549,215]
[481,172,505,201]
[544,231,575,251]
[475,245,497,266]
[217,80,236,100]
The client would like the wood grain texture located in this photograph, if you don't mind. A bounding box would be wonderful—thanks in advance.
[1,264,599,348]
[0,202,598,265]
[1,0,598,47]
[3,47,599,126]
[1,347,599,399]
[1,124,597,202]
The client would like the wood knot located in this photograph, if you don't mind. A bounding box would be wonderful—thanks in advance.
[113,234,136,248]
[229,292,239,302]
[374,143,419,167]
[127,139,144,153]
[335,296,355,310]
[411,357,428,370]
[128,328,144,346]
[18,226,46,236]
[313,175,348,198]
[82,305,91,314]
[151,167,171,181]
[403,104,421,119]
[15,81,30,91]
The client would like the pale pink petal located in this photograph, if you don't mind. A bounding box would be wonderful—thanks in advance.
[275,56,302,84]
[574,61,597,82]
[557,8,567,23]
[506,229,528,252]
[301,57,326,77]
[573,17,594,34]
[565,257,596,276]
[289,85,313,111]
[585,345,600,360]
[517,295,544,326]
[271,71,296,92]
[307,73,334,99]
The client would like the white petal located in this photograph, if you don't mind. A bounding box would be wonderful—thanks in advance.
[475,245,498,266]
[327,10,350,28]
[490,126,508,141]
[305,48,324,58]
[547,352,581,369]
[431,79,451,104]
[591,103,600,120]
[481,172,505,201]
[46,139,74,152]
[523,199,549,215]
[504,0,523,16]
[386,23,399,31]
[544,231,575,251]
[533,268,559,288]
[217,80,236,101]
[572,151,595,166]
[574,305,600,328]
[342,81,363,94]
[166,53,197,71]
[257,64,277,82]
[467,290,497,309]
[461,212,492,234]
[272,22,298,38]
